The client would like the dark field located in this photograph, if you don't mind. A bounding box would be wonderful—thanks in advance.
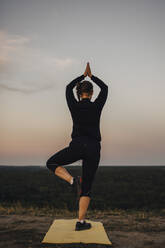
[1,165,165,210]
[0,165,165,248]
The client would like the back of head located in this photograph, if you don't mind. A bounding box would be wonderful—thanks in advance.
[76,80,93,101]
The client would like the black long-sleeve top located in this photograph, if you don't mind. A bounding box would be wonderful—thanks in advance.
[66,74,108,142]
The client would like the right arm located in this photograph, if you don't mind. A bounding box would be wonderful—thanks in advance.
[86,62,108,109]
[91,74,108,109]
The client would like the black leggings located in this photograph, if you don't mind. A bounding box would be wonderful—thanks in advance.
[46,136,101,197]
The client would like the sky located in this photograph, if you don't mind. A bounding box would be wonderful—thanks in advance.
[0,0,165,166]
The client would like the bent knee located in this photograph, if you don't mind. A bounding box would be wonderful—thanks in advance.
[46,158,51,169]
[46,159,59,173]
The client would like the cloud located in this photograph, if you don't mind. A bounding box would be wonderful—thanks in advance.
[54,58,75,68]
[7,36,30,45]
[0,82,53,94]
[0,30,77,94]
[0,31,30,66]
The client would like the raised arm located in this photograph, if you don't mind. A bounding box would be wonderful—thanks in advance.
[65,74,85,109]
[86,62,108,109]
[91,75,108,109]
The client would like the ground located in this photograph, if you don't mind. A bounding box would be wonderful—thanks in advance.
[1,165,165,247]
[0,210,165,248]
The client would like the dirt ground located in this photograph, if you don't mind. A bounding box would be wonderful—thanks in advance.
[0,213,165,248]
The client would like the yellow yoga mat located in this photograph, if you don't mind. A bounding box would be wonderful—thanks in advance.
[42,218,112,245]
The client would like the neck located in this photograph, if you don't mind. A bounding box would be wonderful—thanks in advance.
[81,96,91,100]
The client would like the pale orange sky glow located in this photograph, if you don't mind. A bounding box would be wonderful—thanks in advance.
[0,0,165,165]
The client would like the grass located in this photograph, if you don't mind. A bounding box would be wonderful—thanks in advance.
[1,200,165,219]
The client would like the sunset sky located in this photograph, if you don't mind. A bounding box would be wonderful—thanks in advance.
[0,0,165,166]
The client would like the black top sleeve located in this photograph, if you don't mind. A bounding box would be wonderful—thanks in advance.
[91,75,108,109]
[66,74,85,109]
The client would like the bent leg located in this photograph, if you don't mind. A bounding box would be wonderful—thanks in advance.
[46,142,82,183]
[55,166,73,184]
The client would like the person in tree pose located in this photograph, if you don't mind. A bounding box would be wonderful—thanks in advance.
[46,62,108,231]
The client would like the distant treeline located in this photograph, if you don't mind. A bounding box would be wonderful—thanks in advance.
[0,165,165,211]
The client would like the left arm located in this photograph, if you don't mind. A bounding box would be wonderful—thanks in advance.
[66,74,85,109]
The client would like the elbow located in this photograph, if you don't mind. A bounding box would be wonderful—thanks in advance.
[104,84,108,94]
[104,84,108,90]
[100,84,108,91]
[66,85,70,92]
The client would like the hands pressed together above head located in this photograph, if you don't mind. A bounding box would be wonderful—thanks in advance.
[84,62,92,78]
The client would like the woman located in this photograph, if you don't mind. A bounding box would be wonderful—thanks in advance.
[46,62,108,231]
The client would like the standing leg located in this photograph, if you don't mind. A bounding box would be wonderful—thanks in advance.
[78,141,100,223]
[75,157,99,230]
[78,196,91,221]
[78,160,99,221]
